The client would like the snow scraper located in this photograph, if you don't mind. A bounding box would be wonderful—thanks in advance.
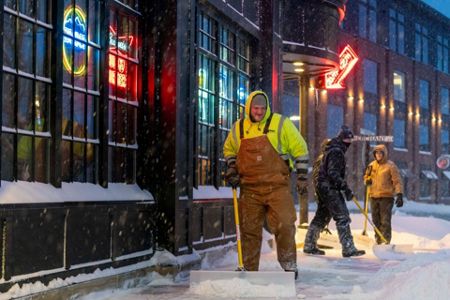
[350,195,413,255]
[190,188,296,298]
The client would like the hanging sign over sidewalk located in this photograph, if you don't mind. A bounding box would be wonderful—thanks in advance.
[352,135,394,142]
[437,155,450,170]
[318,45,359,89]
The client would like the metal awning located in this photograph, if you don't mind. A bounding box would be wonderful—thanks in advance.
[421,170,439,180]
[443,171,450,180]
[399,169,414,178]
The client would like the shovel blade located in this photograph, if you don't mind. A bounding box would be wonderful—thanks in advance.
[190,270,296,298]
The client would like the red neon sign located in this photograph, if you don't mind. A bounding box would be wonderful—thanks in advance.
[109,26,134,90]
[320,45,358,89]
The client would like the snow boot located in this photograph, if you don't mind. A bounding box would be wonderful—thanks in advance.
[337,225,366,257]
[303,225,325,255]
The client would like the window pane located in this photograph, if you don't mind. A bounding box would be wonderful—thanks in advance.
[419,80,429,108]
[73,142,86,182]
[73,92,86,139]
[19,0,35,18]
[393,71,405,102]
[17,135,32,181]
[441,88,449,115]
[3,14,16,69]
[327,104,344,138]
[419,124,429,151]
[35,81,50,132]
[35,137,49,182]
[1,134,14,181]
[36,27,51,78]
[18,20,34,74]
[393,118,406,148]
[363,59,377,94]
[363,112,377,135]
[17,77,33,130]
[2,73,16,128]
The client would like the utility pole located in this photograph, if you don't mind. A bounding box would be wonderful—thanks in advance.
[298,75,309,227]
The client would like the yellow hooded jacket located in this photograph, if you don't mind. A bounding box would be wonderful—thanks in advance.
[364,144,403,198]
[223,91,309,168]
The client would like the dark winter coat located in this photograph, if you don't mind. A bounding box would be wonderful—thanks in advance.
[316,137,349,191]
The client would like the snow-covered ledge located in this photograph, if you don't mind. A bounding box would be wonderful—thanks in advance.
[193,185,238,200]
[0,180,154,204]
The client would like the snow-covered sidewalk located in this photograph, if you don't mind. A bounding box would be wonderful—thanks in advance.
[2,201,450,299]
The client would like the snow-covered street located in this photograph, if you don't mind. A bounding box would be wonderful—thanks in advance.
[70,201,450,300]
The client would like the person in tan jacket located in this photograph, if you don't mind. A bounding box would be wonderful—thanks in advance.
[364,144,403,244]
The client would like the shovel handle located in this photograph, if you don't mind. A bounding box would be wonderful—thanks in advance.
[351,195,388,244]
[232,188,244,269]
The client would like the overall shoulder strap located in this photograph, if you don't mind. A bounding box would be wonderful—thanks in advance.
[263,113,274,134]
[239,118,245,139]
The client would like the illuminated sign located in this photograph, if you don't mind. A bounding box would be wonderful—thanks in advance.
[62,5,87,76]
[319,45,358,89]
[109,26,134,89]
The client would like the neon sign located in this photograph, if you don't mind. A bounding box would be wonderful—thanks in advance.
[109,26,134,89]
[320,45,358,89]
[62,5,87,76]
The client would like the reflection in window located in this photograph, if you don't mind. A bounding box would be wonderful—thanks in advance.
[62,1,100,183]
[389,9,404,54]
[415,23,429,64]
[196,11,251,187]
[108,8,139,183]
[419,123,430,152]
[393,71,406,148]
[363,59,377,95]
[358,0,377,42]
[441,88,449,153]
[327,104,344,138]
[437,35,449,73]
[363,112,377,138]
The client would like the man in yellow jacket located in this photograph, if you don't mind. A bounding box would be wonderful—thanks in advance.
[223,91,309,279]
[364,144,403,244]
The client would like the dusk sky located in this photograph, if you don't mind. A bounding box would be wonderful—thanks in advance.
[421,0,450,19]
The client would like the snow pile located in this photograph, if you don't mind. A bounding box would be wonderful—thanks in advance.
[347,250,450,300]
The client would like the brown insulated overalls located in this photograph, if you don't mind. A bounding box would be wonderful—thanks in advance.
[237,132,297,271]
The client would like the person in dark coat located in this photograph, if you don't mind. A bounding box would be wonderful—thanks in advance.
[303,125,365,257]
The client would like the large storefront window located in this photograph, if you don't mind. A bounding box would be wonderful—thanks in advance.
[62,1,100,183]
[2,1,52,182]
[196,11,251,187]
[108,7,139,183]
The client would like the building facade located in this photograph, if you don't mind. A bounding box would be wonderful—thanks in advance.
[0,0,449,292]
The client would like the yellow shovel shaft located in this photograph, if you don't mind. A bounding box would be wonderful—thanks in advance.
[352,196,388,244]
[363,187,369,233]
[232,188,244,269]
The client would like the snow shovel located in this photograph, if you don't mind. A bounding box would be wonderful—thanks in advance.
[350,195,413,254]
[190,188,296,298]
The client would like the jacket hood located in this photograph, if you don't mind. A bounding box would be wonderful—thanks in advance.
[244,91,271,123]
[326,137,348,153]
[373,144,388,163]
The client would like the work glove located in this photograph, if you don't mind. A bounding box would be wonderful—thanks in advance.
[340,184,353,201]
[395,193,403,207]
[365,178,372,186]
[297,175,308,196]
[225,158,239,188]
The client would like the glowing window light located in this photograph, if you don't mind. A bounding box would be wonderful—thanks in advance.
[108,26,134,90]
[62,5,87,76]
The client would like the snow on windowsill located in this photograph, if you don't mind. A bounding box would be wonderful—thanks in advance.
[193,185,237,200]
[0,180,154,204]
[419,151,432,155]
[393,147,408,152]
